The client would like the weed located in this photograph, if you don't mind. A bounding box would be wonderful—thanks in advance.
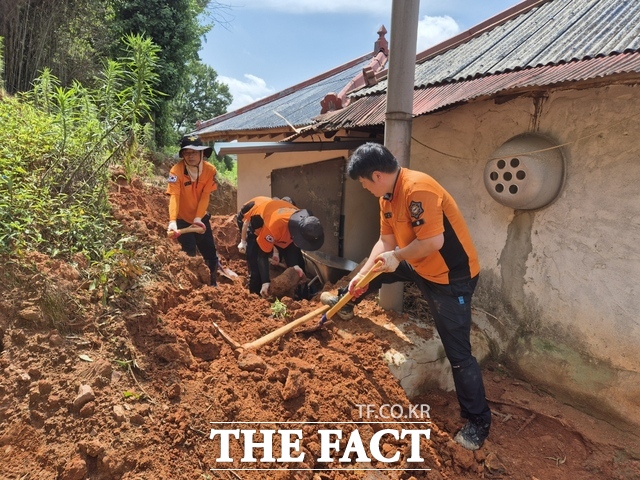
[271,298,288,319]
[122,390,143,401]
[114,359,133,370]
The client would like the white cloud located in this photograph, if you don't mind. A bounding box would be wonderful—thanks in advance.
[225,0,391,15]
[416,15,460,52]
[219,74,276,111]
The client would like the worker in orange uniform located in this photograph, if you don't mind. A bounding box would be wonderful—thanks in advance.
[321,142,491,450]
[236,196,272,254]
[166,135,218,286]
[236,196,296,255]
[242,198,324,297]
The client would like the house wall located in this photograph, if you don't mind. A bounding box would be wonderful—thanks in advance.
[237,147,379,263]
[343,177,380,263]
[410,83,640,428]
[236,149,343,207]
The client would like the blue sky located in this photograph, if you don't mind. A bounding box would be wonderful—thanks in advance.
[200,0,521,111]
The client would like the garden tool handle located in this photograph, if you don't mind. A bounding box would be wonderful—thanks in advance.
[241,304,331,351]
[325,261,383,320]
[166,224,205,238]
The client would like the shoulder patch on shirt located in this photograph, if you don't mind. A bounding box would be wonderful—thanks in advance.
[167,173,178,183]
[265,235,274,244]
[409,200,424,219]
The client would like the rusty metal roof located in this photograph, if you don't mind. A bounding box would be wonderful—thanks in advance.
[360,0,640,97]
[311,52,640,130]
[194,54,376,138]
[197,0,640,139]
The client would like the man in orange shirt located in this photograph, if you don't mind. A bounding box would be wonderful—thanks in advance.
[242,198,323,297]
[166,135,219,286]
[236,196,296,256]
[321,143,491,450]
[236,196,273,255]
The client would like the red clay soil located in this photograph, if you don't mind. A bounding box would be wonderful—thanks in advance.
[0,176,639,480]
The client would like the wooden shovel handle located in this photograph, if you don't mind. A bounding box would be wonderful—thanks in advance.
[241,304,331,351]
[238,261,384,352]
[166,224,205,238]
[325,261,383,320]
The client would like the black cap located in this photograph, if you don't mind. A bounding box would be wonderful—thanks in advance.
[288,209,324,251]
[179,135,213,158]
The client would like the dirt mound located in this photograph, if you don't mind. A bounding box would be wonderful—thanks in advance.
[0,178,638,480]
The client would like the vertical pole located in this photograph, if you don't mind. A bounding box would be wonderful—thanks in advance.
[380,0,420,312]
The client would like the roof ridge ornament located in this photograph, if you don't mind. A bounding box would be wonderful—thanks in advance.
[375,25,388,55]
[320,26,389,114]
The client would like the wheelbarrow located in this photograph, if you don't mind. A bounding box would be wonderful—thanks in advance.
[302,250,359,289]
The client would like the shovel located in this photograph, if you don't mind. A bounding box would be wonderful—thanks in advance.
[213,304,330,355]
[217,258,239,280]
[297,260,384,334]
[212,261,384,354]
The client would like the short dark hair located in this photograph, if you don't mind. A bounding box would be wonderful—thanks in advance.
[347,143,399,180]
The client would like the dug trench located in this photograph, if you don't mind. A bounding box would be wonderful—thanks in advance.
[0,174,639,480]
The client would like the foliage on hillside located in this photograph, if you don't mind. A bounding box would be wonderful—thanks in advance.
[0,0,232,147]
[0,35,161,264]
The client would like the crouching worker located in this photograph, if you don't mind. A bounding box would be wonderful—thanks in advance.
[237,196,296,254]
[321,143,491,450]
[243,198,324,298]
[236,196,272,254]
[166,134,219,286]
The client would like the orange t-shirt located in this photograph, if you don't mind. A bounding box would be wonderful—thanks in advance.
[239,196,272,222]
[245,199,298,253]
[380,168,480,284]
[165,160,217,222]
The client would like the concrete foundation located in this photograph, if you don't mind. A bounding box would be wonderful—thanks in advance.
[376,312,493,399]
[338,313,501,398]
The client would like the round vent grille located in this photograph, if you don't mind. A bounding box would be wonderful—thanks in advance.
[484,133,565,210]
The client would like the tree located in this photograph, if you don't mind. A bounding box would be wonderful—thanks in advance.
[0,36,4,91]
[1,0,231,148]
[171,60,232,136]
[108,0,213,147]
[0,0,111,93]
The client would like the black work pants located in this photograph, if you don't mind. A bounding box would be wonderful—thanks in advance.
[344,262,491,426]
[245,234,305,295]
[176,214,218,286]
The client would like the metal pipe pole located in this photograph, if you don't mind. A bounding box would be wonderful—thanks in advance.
[380,0,420,312]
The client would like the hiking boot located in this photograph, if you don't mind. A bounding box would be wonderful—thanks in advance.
[319,292,355,320]
[454,420,490,450]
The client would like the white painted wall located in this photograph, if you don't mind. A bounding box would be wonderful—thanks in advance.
[410,84,640,427]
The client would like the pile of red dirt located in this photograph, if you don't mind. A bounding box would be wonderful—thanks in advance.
[0,176,638,480]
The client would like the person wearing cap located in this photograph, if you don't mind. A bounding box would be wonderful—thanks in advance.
[236,195,296,255]
[321,142,491,451]
[242,198,324,297]
[166,134,219,286]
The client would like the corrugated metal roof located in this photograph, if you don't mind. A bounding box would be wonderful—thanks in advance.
[195,55,374,136]
[311,52,640,130]
[197,0,640,139]
[359,0,640,96]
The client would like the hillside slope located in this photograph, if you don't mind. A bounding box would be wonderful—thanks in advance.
[0,176,638,480]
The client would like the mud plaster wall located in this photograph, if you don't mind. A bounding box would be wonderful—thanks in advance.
[236,146,343,208]
[410,84,640,427]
